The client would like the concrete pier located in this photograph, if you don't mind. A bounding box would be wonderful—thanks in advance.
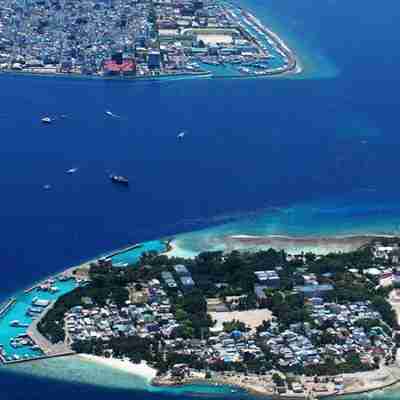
[27,301,74,357]
[0,298,16,319]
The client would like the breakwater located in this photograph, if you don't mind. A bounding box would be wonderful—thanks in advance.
[1,352,76,365]
[0,298,16,319]
[105,243,143,260]
[241,10,297,75]
[24,285,38,294]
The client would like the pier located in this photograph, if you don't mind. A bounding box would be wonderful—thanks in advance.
[104,243,143,260]
[0,352,76,365]
[27,300,75,357]
[24,285,39,294]
[240,10,297,75]
[0,298,16,318]
[0,277,78,365]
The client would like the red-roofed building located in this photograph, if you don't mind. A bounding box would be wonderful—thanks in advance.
[103,59,136,76]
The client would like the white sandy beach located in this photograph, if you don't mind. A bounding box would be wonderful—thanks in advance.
[165,240,197,259]
[78,354,157,382]
[166,233,376,259]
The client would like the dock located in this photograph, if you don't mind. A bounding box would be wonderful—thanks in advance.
[24,285,38,295]
[27,300,75,357]
[0,351,76,365]
[104,243,143,260]
[0,298,16,319]
[0,298,76,366]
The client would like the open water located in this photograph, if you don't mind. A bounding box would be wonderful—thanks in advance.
[1,0,400,398]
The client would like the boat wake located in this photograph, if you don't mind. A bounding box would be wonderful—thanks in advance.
[105,110,121,118]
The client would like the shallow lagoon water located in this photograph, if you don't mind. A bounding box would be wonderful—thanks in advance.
[110,240,167,266]
[0,280,77,360]
[3,355,237,396]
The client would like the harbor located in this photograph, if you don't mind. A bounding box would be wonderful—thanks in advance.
[0,276,77,364]
[0,0,299,81]
[0,240,167,364]
[110,240,167,267]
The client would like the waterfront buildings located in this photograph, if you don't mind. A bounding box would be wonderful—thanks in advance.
[0,0,296,78]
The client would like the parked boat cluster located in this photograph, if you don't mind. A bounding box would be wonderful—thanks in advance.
[0,274,78,364]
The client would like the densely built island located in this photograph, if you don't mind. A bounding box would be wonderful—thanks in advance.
[3,238,400,398]
[0,0,298,79]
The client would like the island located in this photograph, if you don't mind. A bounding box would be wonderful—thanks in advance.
[3,237,400,397]
[0,0,299,80]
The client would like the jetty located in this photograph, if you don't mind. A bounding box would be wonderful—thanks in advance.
[0,298,16,318]
[27,300,75,358]
[104,243,143,260]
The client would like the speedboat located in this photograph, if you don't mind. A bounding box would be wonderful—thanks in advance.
[105,110,120,118]
[110,175,129,185]
[177,131,186,139]
[41,116,52,123]
[66,167,78,174]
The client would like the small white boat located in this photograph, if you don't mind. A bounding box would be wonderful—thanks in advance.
[177,131,186,139]
[105,110,119,118]
[43,184,52,190]
[10,320,19,327]
[41,117,52,123]
[66,167,78,174]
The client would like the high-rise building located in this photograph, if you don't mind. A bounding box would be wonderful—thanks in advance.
[147,51,161,69]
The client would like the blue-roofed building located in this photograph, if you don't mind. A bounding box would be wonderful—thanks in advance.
[231,330,242,340]
[294,284,334,298]
[174,264,190,276]
[180,276,195,287]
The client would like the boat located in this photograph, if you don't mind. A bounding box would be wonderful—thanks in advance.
[110,175,129,185]
[66,167,78,174]
[105,110,119,118]
[10,320,19,327]
[177,131,186,139]
[41,117,52,124]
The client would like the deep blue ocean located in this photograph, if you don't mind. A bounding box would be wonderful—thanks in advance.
[2,0,400,398]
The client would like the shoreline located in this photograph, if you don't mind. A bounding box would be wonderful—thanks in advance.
[78,354,157,383]
[152,362,400,399]
[164,232,400,259]
[4,233,400,398]
[0,7,301,85]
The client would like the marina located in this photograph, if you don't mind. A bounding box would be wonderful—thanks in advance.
[0,278,77,364]
[0,240,167,364]
[0,0,298,81]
